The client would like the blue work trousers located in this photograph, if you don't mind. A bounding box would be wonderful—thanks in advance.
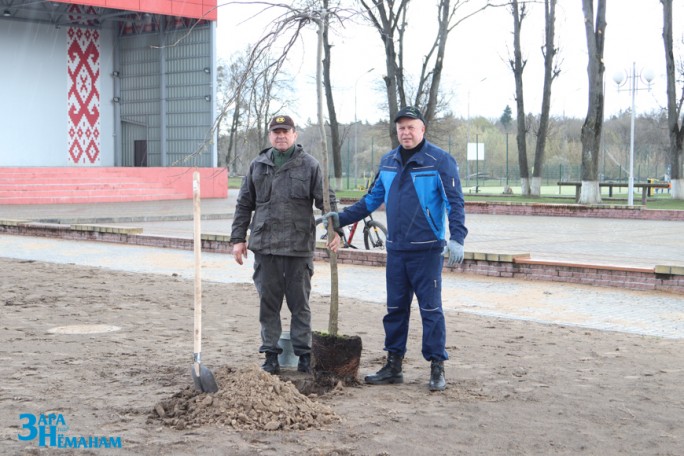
[383,249,448,362]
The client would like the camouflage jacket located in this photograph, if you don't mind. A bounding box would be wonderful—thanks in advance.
[230,145,335,257]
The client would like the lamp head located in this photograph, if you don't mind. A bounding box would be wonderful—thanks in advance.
[642,68,655,84]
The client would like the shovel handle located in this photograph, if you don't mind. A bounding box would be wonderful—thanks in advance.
[193,171,202,356]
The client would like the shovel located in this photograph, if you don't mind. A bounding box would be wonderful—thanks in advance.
[190,171,218,393]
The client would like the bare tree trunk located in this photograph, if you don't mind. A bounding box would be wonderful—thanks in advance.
[421,0,449,122]
[578,0,606,204]
[322,0,342,190]
[510,0,530,196]
[227,106,240,174]
[531,0,559,197]
[361,0,405,148]
[661,0,684,199]
[315,13,339,336]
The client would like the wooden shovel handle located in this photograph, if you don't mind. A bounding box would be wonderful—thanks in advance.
[193,171,202,357]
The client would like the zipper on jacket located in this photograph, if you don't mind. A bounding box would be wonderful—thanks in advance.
[426,207,439,231]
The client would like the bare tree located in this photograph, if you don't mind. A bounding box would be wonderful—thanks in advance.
[509,0,530,195]
[243,2,350,192]
[216,59,243,171]
[578,0,606,204]
[530,0,560,196]
[661,0,683,199]
[322,0,344,190]
[216,49,291,175]
[250,58,286,146]
[360,0,494,148]
[311,8,340,336]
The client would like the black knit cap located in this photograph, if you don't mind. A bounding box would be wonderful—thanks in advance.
[269,115,296,131]
[394,106,426,124]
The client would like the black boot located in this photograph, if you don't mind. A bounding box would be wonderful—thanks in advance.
[365,352,403,385]
[262,352,280,374]
[429,360,446,391]
[297,353,311,373]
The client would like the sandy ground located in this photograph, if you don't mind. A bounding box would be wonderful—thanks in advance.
[1,257,682,455]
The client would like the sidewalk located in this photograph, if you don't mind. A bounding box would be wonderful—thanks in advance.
[1,195,682,269]
[1,196,683,339]
[1,233,682,340]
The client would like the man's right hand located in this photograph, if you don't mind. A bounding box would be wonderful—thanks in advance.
[327,231,341,253]
[232,242,248,265]
[321,212,340,229]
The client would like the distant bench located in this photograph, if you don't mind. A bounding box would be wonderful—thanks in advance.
[557,181,671,205]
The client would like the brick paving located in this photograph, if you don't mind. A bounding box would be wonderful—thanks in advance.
[2,194,682,269]
[0,196,682,339]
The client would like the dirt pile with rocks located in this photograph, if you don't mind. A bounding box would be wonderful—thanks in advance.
[149,364,340,431]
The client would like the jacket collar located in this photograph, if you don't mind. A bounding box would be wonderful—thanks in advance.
[391,140,430,166]
[256,144,304,167]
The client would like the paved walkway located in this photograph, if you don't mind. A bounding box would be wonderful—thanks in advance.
[1,194,683,269]
[1,196,683,340]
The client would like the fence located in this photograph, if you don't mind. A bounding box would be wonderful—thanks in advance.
[333,164,670,193]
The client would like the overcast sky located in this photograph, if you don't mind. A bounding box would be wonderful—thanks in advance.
[216,1,681,124]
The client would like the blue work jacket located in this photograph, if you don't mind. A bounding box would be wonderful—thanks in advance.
[338,140,467,251]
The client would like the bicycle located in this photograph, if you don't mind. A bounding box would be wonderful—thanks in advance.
[316,213,388,250]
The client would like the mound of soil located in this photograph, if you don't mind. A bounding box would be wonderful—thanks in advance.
[149,364,339,431]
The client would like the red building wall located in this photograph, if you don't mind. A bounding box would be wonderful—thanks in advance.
[51,0,217,21]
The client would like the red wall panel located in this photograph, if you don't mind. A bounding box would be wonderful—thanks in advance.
[51,0,217,21]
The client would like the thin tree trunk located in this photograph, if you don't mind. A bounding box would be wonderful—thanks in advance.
[511,0,530,195]
[227,105,240,174]
[531,0,558,197]
[579,0,606,204]
[423,0,449,123]
[661,0,684,199]
[322,0,342,190]
[360,1,414,147]
[316,15,339,336]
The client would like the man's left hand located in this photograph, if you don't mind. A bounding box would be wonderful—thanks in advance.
[442,240,464,267]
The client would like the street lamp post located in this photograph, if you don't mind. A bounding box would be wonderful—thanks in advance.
[505,131,509,187]
[612,62,654,206]
[475,134,480,193]
[370,137,375,175]
[346,141,350,190]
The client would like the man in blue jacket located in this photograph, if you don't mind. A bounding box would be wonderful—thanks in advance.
[324,106,467,391]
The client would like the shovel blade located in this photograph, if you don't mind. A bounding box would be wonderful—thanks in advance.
[191,362,219,393]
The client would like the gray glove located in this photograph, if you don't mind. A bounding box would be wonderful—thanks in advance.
[442,240,464,267]
[321,212,340,229]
